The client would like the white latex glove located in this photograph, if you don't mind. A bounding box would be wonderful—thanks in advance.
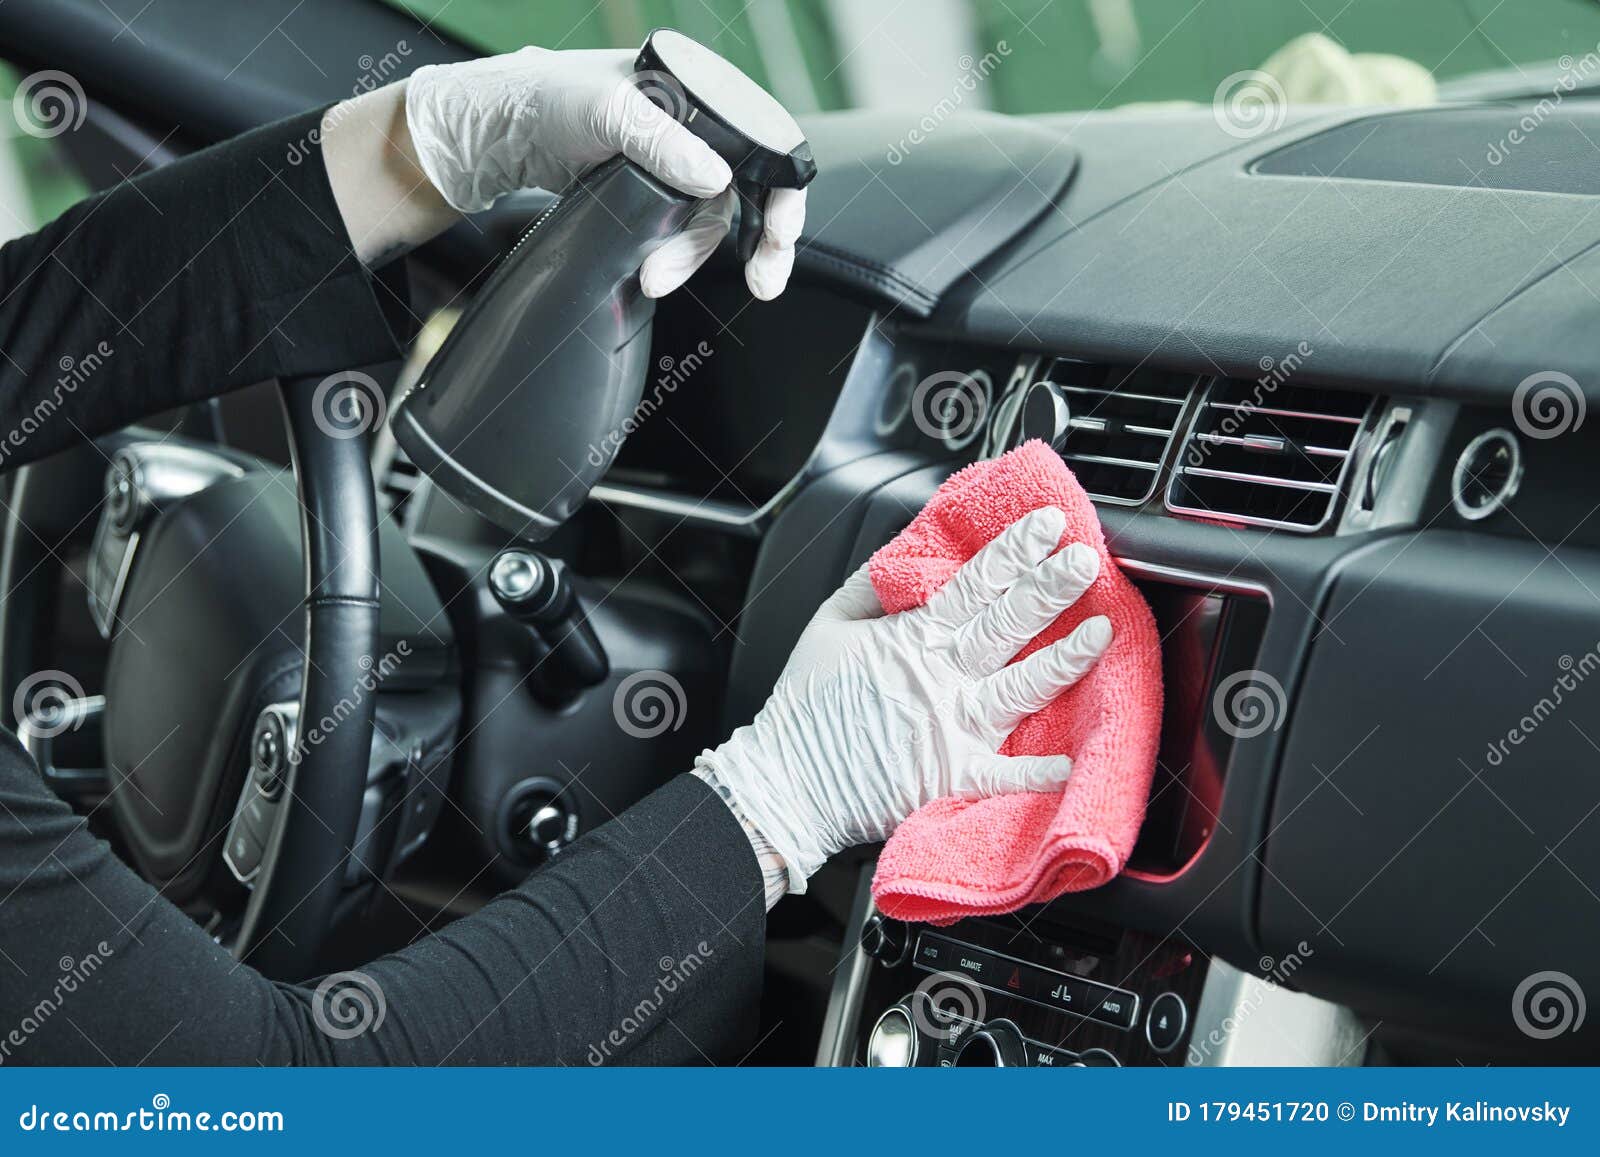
[403,46,807,300]
[696,507,1113,894]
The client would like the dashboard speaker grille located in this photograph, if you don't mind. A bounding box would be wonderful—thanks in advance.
[1012,360,1198,505]
[1165,378,1374,532]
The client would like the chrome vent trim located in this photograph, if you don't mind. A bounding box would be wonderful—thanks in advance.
[1165,378,1375,533]
[1011,359,1199,506]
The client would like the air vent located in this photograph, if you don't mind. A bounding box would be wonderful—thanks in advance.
[1166,379,1374,532]
[1012,360,1198,505]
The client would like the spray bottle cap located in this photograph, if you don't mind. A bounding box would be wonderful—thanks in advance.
[633,28,816,262]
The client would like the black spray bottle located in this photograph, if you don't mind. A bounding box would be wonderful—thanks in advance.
[391,28,816,539]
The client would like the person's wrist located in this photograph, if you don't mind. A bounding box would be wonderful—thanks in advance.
[321,81,455,266]
[691,763,792,909]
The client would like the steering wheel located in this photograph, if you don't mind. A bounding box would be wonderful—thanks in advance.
[0,372,383,981]
[224,374,383,976]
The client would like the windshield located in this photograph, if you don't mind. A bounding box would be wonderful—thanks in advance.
[386,0,1600,113]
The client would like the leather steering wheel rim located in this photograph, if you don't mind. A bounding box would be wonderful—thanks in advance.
[231,373,381,979]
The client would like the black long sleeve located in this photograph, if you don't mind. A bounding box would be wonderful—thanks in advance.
[0,729,765,1064]
[0,108,408,468]
[0,112,768,1064]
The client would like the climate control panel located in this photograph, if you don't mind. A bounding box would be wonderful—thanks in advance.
[853,912,1204,1067]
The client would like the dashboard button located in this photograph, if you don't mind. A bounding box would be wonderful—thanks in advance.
[1145,991,1189,1054]
[948,946,995,983]
[1039,976,1092,1015]
[1084,985,1139,1028]
[1023,1039,1079,1068]
[912,934,956,970]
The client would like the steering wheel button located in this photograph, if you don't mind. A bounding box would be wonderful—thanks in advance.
[224,818,265,883]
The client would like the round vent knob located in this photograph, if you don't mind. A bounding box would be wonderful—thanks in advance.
[1019,381,1072,449]
[951,1018,1028,1067]
[866,1003,919,1067]
[1451,428,1523,522]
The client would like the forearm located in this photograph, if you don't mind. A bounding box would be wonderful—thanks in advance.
[0,735,766,1065]
[0,107,406,474]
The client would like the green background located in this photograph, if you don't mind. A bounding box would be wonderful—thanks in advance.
[384,0,1600,112]
[11,1,1600,230]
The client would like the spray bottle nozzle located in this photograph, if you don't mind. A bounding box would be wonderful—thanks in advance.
[633,28,816,261]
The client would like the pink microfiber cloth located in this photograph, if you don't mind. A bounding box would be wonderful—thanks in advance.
[869,440,1163,922]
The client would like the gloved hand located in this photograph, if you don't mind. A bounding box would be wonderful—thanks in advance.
[696,507,1112,894]
[403,47,806,299]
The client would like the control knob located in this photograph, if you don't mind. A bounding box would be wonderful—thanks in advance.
[951,1018,1028,1067]
[858,914,909,966]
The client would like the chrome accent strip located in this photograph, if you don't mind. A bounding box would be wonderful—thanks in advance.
[1193,431,1350,458]
[1205,401,1364,424]
[1063,452,1160,471]
[1187,959,1367,1066]
[18,695,107,794]
[588,482,764,533]
[1111,557,1273,604]
[815,864,878,1067]
[1059,384,1188,405]
[1178,465,1341,494]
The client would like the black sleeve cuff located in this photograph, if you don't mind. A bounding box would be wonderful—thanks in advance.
[224,106,415,380]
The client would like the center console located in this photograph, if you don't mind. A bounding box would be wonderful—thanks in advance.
[856,908,1206,1067]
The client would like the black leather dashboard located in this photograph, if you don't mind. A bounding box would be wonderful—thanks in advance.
[950,104,1600,409]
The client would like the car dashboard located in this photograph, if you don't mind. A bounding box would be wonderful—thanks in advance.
[387,96,1600,1065]
[28,66,1594,1066]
